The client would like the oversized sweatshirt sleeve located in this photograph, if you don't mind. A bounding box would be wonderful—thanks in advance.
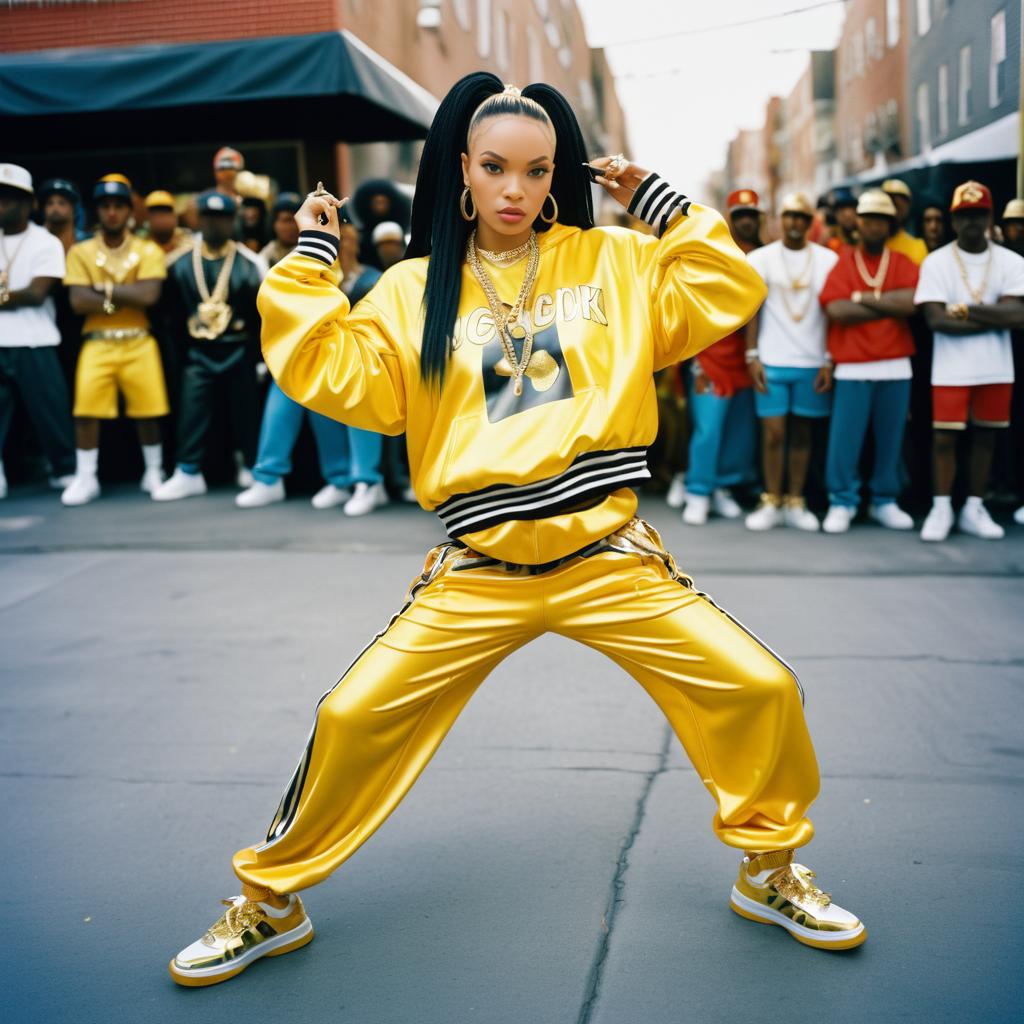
[257,230,407,434]
[628,175,768,371]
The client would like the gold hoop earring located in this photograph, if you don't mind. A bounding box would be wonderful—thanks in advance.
[460,187,476,221]
[540,192,558,224]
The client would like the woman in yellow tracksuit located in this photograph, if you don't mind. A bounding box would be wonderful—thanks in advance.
[169,74,865,988]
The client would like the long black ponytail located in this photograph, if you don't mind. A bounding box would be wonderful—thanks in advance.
[407,73,595,388]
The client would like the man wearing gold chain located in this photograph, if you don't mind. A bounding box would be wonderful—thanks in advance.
[817,190,920,534]
[62,175,169,506]
[744,193,838,531]
[915,181,1024,541]
[153,191,266,501]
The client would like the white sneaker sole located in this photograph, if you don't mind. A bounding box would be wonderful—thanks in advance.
[168,916,314,987]
[729,887,866,950]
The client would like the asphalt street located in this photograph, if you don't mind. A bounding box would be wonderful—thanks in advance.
[1,482,1022,1024]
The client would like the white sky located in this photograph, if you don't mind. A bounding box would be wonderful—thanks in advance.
[576,0,848,191]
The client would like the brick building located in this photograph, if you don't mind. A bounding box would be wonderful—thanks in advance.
[777,51,839,202]
[0,0,626,205]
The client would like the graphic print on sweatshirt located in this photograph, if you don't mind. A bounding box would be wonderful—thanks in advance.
[453,283,608,423]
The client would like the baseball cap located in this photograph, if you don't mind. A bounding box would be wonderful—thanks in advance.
[881,178,912,199]
[93,174,133,203]
[0,163,34,195]
[144,190,176,210]
[779,192,814,218]
[856,190,897,218]
[372,221,405,244]
[196,190,238,216]
[726,189,761,214]
[1001,198,1024,220]
[39,177,80,205]
[213,147,244,171]
[950,180,993,213]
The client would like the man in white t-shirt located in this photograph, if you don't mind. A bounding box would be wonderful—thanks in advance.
[914,180,1024,542]
[744,192,839,531]
[0,164,76,499]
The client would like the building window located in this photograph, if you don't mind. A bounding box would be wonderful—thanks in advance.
[990,9,1007,107]
[886,0,900,47]
[452,0,470,30]
[494,8,509,69]
[527,24,543,82]
[852,31,864,76]
[937,63,949,136]
[958,44,972,124]
[916,0,930,36]
[916,81,930,151]
[477,0,491,58]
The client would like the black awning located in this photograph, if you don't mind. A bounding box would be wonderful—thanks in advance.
[0,30,438,147]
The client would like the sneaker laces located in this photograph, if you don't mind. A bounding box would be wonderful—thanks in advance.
[204,895,266,943]
[769,864,833,909]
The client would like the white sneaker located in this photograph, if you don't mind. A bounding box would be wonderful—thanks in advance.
[958,502,1004,540]
[152,468,207,502]
[822,505,853,534]
[310,483,350,510]
[869,503,913,530]
[343,481,389,517]
[236,465,255,489]
[745,495,783,532]
[711,488,742,519]
[140,466,166,495]
[401,485,418,504]
[666,473,687,509]
[783,497,820,532]
[682,494,710,525]
[1015,505,1024,526]
[236,479,286,508]
[61,475,100,506]
[49,474,75,491]
[920,502,954,542]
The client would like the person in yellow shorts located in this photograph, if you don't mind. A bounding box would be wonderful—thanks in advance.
[62,175,169,506]
[168,74,867,989]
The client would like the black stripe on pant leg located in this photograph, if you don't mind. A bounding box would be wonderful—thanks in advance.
[258,545,458,849]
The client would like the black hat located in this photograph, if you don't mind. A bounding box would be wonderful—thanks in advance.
[196,190,238,216]
[272,191,303,216]
[39,177,81,206]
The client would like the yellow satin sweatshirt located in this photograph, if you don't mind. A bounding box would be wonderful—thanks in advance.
[258,188,766,566]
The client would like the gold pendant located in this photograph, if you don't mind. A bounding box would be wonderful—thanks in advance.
[494,350,560,393]
[187,299,233,340]
[506,320,527,341]
[513,379,524,396]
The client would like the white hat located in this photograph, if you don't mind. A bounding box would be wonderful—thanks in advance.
[0,163,33,195]
[372,221,405,244]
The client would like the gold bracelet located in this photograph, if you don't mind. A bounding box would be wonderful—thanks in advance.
[103,279,116,316]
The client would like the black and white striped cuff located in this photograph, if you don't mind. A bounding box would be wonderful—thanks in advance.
[294,230,339,266]
[627,174,691,237]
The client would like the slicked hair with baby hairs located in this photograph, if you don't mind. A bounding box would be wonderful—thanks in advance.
[406,72,595,387]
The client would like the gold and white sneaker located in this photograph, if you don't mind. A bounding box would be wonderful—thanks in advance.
[169,893,313,987]
[730,850,866,950]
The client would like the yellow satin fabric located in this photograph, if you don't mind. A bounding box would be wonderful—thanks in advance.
[258,209,766,565]
[233,522,819,895]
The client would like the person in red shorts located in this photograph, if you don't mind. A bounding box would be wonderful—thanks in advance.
[914,181,1024,541]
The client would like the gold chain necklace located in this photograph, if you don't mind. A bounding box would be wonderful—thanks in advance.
[466,229,539,396]
[952,242,993,304]
[95,233,139,283]
[0,228,31,294]
[778,244,814,322]
[187,238,237,339]
[853,246,890,299]
[476,237,532,267]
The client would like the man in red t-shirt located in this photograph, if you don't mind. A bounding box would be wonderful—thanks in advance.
[819,190,919,533]
[677,188,761,524]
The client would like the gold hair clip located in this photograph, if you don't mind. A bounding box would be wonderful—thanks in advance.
[503,83,522,96]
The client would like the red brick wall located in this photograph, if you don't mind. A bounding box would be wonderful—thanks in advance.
[0,0,340,52]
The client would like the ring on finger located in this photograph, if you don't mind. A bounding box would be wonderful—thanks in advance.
[605,153,628,180]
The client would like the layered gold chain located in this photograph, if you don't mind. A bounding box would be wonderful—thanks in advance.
[476,236,532,267]
[95,234,140,283]
[952,242,993,304]
[466,229,540,396]
[853,246,890,299]
[0,228,30,300]
[778,244,814,323]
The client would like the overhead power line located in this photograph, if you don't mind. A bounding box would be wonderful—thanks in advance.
[594,0,850,49]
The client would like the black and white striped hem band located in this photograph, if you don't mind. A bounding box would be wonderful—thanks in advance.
[627,174,691,237]
[294,230,340,266]
[435,447,651,538]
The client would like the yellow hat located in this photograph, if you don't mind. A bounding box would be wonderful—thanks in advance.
[881,178,912,199]
[779,192,814,218]
[144,190,176,209]
[856,189,897,218]
[1002,198,1024,220]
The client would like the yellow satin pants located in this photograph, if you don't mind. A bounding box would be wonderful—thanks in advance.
[233,519,819,895]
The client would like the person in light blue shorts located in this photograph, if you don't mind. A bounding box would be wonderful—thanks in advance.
[744,193,838,531]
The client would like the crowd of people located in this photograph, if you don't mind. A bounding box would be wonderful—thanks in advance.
[2,148,1023,543]
[0,148,416,517]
